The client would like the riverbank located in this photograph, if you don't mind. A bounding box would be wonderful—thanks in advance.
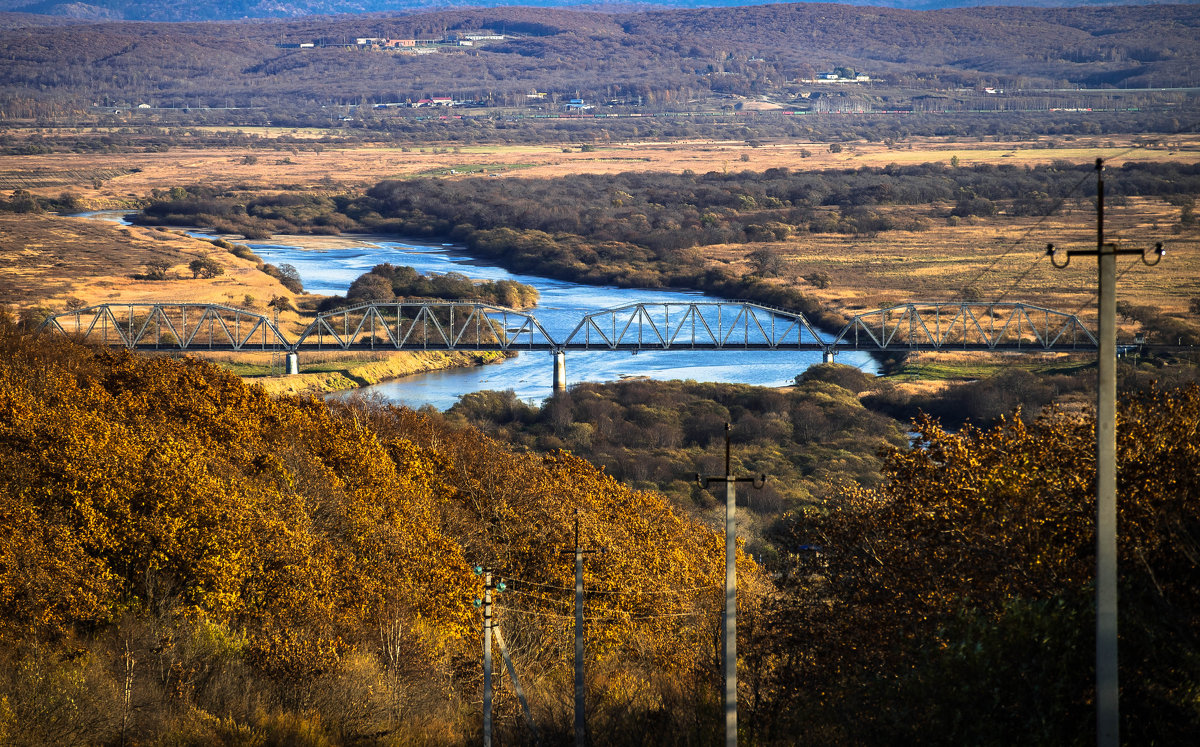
[242,350,509,397]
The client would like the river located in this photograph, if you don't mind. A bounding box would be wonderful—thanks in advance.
[245,238,879,409]
[75,213,877,409]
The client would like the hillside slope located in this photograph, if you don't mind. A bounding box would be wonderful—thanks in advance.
[0,321,746,742]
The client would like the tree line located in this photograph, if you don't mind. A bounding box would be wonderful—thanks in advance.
[318,262,540,312]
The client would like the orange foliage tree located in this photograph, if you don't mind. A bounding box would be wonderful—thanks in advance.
[0,320,758,742]
[764,386,1200,744]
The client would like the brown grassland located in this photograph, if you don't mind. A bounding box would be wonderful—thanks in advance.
[0,212,296,312]
[2,130,1197,390]
[4,131,1199,199]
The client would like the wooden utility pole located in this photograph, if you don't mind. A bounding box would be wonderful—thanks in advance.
[697,424,765,747]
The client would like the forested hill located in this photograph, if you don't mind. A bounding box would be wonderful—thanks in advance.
[3,3,1196,120]
[0,0,1164,23]
[0,318,749,742]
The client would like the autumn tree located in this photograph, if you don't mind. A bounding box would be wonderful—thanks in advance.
[762,386,1200,744]
[188,257,224,279]
[0,323,747,743]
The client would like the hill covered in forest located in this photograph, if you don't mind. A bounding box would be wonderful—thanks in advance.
[0,0,1166,24]
[1,2,1195,121]
[0,317,743,742]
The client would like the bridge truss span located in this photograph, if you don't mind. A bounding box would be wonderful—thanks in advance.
[40,303,292,351]
[560,301,827,351]
[292,302,556,351]
[831,302,1098,351]
[39,300,1101,358]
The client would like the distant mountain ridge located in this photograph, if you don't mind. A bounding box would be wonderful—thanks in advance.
[0,0,1169,24]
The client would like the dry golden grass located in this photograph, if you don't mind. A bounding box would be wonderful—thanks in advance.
[4,132,1198,203]
[0,213,298,319]
[720,196,1199,332]
[2,131,1196,339]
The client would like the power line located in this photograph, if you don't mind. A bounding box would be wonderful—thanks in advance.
[1066,256,1143,318]
[494,605,703,622]
[505,575,721,596]
[959,119,1200,302]
[958,168,1095,301]
[991,252,1047,304]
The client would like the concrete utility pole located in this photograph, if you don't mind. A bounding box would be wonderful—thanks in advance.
[560,509,605,747]
[1046,158,1164,747]
[697,424,765,747]
[473,566,506,747]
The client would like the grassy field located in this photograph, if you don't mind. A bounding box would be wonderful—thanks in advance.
[884,350,1097,381]
[2,130,1196,385]
[0,213,298,314]
[717,195,1199,331]
[4,130,1198,203]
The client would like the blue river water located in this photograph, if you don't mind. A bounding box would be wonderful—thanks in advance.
[243,237,879,410]
[74,212,876,410]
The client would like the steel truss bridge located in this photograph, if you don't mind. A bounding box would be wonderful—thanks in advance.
[40,300,1098,355]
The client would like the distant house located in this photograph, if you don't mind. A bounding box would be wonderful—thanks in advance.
[431,97,453,106]
[807,68,870,83]
[299,42,315,48]
[565,98,592,111]
[385,39,416,48]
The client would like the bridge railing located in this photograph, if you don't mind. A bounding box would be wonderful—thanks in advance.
[561,301,827,350]
[39,303,292,351]
[292,302,557,351]
[830,302,1098,350]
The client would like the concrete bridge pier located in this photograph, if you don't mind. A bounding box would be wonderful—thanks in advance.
[286,352,300,376]
[552,350,567,393]
[822,349,837,364]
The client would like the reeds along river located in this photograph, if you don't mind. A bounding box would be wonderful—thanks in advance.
[74,213,877,410]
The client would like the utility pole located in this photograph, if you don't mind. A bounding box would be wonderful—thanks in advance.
[697,424,765,747]
[559,509,605,747]
[1046,158,1164,747]
[474,565,506,747]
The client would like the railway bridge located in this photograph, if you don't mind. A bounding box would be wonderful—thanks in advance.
[40,300,1100,391]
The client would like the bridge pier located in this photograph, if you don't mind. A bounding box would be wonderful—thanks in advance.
[552,350,566,393]
[286,352,299,376]
[822,349,837,364]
